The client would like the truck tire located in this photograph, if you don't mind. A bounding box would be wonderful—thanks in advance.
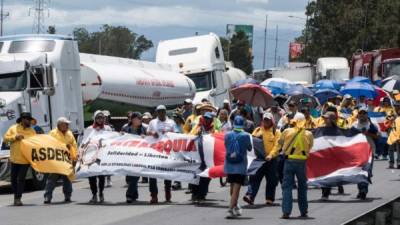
[28,169,48,190]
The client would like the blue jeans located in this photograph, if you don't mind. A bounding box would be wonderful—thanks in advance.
[282,160,308,215]
[246,158,278,201]
[126,176,140,200]
[44,173,72,200]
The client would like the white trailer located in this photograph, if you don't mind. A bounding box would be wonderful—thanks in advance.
[316,57,350,81]
[0,34,195,188]
[269,66,315,85]
[156,33,246,107]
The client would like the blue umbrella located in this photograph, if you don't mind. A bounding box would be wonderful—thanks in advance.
[340,82,377,98]
[314,89,341,104]
[285,84,313,96]
[232,78,259,88]
[261,78,293,95]
[349,76,372,84]
[314,80,341,90]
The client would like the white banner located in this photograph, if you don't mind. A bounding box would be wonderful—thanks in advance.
[75,131,203,184]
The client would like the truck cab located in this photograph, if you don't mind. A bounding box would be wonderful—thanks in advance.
[156,33,244,107]
[0,35,84,188]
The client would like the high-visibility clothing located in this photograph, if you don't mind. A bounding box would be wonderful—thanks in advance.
[304,117,317,130]
[183,114,197,134]
[374,106,395,117]
[3,124,36,164]
[49,128,78,161]
[388,117,400,145]
[315,116,348,129]
[252,127,281,158]
[277,128,313,161]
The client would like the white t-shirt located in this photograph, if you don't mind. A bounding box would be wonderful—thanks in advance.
[147,117,176,135]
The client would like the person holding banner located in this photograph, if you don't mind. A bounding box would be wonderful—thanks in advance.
[387,103,400,169]
[43,117,77,204]
[277,113,313,219]
[243,112,280,206]
[147,105,176,203]
[224,116,253,218]
[85,110,112,203]
[121,112,147,203]
[3,112,37,206]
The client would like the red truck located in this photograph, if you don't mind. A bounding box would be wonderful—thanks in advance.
[350,48,400,81]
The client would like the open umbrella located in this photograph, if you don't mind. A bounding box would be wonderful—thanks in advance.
[231,83,274,108]
[340,81,377,98]
[285,94,320,109]
[285,84,313,96]
[314,80,341,90]
[314,89,341,104]
[349,76,372,84]
[261,78,293,95]
[382,79,400,92]
[232,78,259,88]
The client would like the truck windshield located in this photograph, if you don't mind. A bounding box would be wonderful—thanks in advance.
[9,40,56,53]
[0,71,27,91]
[187,72,213,92]
[384,61,400,78]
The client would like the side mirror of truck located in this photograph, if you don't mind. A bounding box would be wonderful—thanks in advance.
[43,64,55,96]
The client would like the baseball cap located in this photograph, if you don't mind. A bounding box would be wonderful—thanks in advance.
[156,105,167,111]
[223,99,230,104]
[344,94,352,99]
[263,112,273,120]
[102,110,111,117]
[57,117,71,124]
[204,111,214,119]
[233,115,245,129]
[184,99,192,104]
[130,112,142,119]
[93,110,105,119]
[358,106,369,113]
[393,90,400,95]
[16,112,34,123]
[142,112,152,119]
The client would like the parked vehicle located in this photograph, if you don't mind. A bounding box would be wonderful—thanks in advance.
[316,57,350,81]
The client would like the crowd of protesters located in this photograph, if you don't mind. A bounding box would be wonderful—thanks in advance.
[4,88,400,219]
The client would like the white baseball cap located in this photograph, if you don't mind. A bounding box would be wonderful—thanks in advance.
[184,99,193,104]
[57,117,71,124]
[263,112,274,120]
[223,99,230,104]
[156,105,167,111]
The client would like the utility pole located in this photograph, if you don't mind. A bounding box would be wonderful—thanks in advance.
[30,0,50,34]
[274,25,278,67]
[262,15,268,69]
[0,0,9,36]
[362,0,369,51]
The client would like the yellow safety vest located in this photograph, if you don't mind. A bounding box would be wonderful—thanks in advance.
[286,129,308,160]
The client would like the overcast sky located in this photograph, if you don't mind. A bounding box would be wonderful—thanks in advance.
[3,0,308,70]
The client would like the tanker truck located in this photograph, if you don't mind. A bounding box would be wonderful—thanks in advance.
[0,34,195,189]
[156,33,246,107]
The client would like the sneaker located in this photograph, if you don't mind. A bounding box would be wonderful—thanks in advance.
[126,197,134,204]
[226,209,237,219]
[243,195,254,205]
[299,213,309,218]
[43,197,51,204]
[106,177,112,188]
[281,214,290,219]
[357,192,367,200]
[13,198,23,206]
[99,195,104,203]
[89,195,98,204]
[265,199,274,206]
[321,196,329,201]
[234,204,242,216]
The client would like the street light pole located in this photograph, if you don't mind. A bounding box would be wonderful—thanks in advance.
[262,14,268,69]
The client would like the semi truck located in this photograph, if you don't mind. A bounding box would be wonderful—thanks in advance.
[316,57,350,81]
[0,34,196,189]
[350,48,400,82]
[155,33,246,107]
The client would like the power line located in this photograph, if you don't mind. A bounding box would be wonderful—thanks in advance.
[0,0,9,36]
[29,0,50,34]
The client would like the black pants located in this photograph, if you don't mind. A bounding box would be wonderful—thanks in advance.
[321,185,343,198]
[11,163,29,199]
[191,177,211,200]
[88,176,105,196]
[149,178,171,194]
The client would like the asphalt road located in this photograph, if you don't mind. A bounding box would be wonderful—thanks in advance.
[0,160,400,225]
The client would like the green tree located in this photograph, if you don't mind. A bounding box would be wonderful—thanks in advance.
[220,31,253,74]
[73,25,153,59]
[47,25,56,34]
[296,0,400,63]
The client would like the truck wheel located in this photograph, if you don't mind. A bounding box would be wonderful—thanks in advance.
[29,169,48,190]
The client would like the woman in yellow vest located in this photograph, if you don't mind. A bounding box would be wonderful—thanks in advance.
[243,112,281,206]
[3,112,37,206]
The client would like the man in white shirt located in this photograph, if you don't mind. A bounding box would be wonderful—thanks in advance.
[146,105,176,203]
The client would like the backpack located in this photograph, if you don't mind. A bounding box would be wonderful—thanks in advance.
[226,132,244,163]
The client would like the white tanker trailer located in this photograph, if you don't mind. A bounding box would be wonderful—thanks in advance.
[0,34,195,188]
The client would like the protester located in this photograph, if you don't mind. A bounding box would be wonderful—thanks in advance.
[121,112,147,203]
[387,102,400,169]
[276,113,313,219]
[277,100,300,131]
[142,112,153,129]
[147,105,176,203]
[172,112,185,134]
[84,110,113,203]
[300,107,317,130]
[218,109,232,132]
[224,116,253,218]
[3,112,37,206]
[44,117,77,204]
[103,110,114,188]
[183,103,202,134]
[222,99,232,113]
[265,102,285,125]
[182,99,193,121]
[243,112,280,206]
